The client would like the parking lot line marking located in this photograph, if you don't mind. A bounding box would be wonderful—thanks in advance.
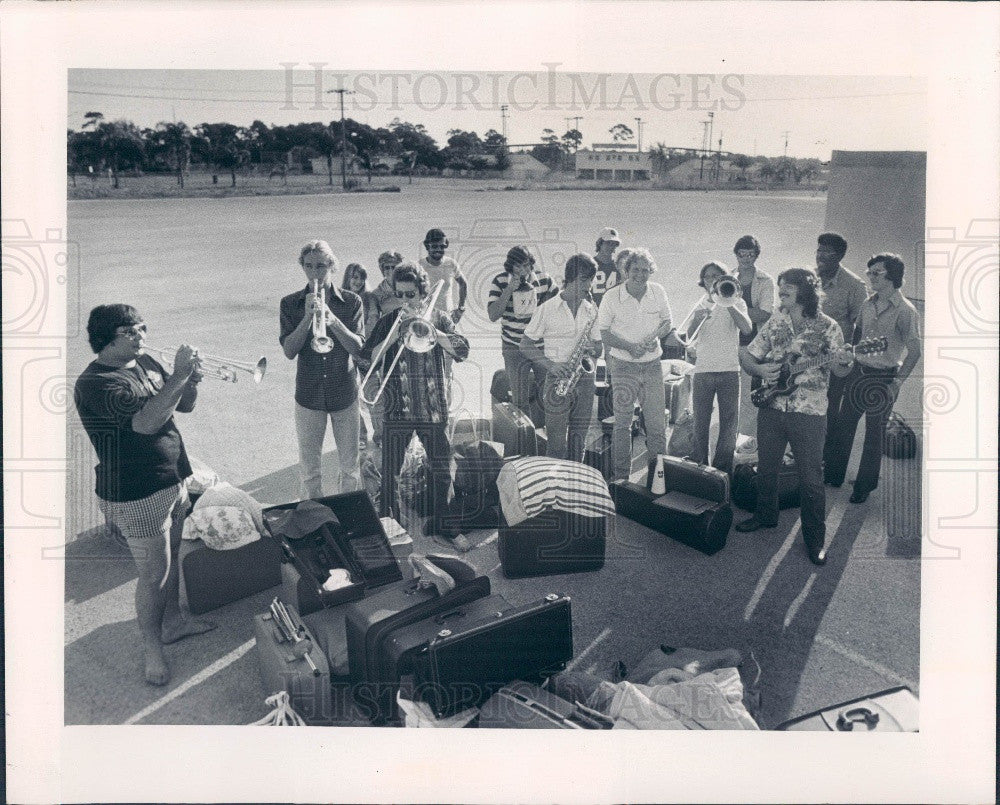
[479,532,498,547]
[743,523,800,621]
[783,573,817,629]
[123,638,256,725]
[565,627,611,672]
[65,580,136,645]
[814,634,918,691]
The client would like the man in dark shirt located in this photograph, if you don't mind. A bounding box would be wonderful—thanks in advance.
[280,240,365,500]
[74,304,215,686]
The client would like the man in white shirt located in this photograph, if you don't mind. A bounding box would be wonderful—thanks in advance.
[520,254,603,463]
[597,248,677,481]
[418,228,468,322]
[733,235,776,439]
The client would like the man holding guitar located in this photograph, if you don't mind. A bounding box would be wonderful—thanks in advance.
[823,254,921,503]
[735,267,853,566]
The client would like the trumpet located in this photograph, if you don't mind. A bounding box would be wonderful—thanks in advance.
[142,345,267,384]
[711,275,742,307]
[310,279,334,353]
[359,280,444,406]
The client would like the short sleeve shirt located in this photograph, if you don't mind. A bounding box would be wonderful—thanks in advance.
[592,256,621,305]
[597,281,673,362]
[279,283,363,412]
[819,265,868,342]
[74,354,192,502]
[747,310,845,415]
[489,270,556,346]
[856,289,921,369]
[419,256,461,312]
[522,295,602,364]
[688,295,749,373]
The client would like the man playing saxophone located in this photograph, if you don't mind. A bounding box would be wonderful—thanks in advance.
[520,254,603,463]
[280,240,365,500]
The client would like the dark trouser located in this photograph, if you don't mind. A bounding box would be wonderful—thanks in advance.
[502,341,546,427]
[822,370,849,467]
[823,364,897,493]
[381,419,452,536]
[756,407,827,551]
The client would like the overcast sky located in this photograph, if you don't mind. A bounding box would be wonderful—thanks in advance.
[69,68,925,160]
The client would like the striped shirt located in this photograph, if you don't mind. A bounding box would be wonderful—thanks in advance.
[488,271,556,346]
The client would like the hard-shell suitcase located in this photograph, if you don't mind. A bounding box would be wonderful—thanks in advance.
[253,601,332,724]
[478,681,614,729]
[775,686,919,731]
[583,430,613,480]
[610,480,732,555]
[498,508,606,578]
[180,536,283,615]
[263,491,403,617]
[493,401,538,458]
[655,455,730,504]
[664,370,692,425]
[731,461,800,512]
[406,592,574,719]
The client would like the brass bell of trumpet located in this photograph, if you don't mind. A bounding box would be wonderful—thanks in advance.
[142,345,267,384]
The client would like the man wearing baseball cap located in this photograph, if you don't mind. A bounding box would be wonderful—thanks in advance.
[593,227,622,306]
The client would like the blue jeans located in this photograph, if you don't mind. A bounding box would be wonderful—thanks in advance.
[755,406,827,550]
[294,399,361,499]
[608,356,666,480]
[691,371,740,474]
[542,372,595,463]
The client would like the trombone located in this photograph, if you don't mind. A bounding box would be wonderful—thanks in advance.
[142,345,267,384]
[359,280,444,406]
[674,276,742,348]
[310,279,334,354]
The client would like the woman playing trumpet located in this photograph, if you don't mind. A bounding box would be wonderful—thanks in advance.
[280,240,365,500]
[682,262,752,474]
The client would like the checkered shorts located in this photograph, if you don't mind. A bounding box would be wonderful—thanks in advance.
[98,483,189,540]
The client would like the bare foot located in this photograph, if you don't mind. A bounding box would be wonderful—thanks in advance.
[145,646,171,686]
[162,617,216,644]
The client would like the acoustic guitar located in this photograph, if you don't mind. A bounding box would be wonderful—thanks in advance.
[751,336,889,408]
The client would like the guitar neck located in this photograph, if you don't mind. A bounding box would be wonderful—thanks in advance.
[786,347,851,377]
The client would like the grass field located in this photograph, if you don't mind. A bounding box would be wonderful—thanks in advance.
[64,187,827,534]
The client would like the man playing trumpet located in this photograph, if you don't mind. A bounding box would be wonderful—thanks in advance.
[596,248,677,482]
[680,262,753,475]
[280,240,365,500]
[74,305,216,686]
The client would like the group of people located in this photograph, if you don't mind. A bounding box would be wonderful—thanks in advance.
[73,223,919,685]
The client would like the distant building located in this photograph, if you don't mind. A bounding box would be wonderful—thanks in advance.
[575,149,651,181]
[503,153,551,181]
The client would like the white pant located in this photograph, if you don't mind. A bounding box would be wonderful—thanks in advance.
[294,399,361,499]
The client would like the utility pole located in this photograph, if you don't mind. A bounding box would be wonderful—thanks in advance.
[699,116,712,180]
[634,117,644,153]
[782,130,790,158]
[500,104,509,145]
[327,87,354,189]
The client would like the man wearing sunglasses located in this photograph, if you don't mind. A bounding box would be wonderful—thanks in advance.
[74,304,215,686]
[823,254,921,503]
[359,262,470,547]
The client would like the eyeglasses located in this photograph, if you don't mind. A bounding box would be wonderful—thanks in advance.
[395,290,418,299]
[116,324,147,337]
[865,269,887,277]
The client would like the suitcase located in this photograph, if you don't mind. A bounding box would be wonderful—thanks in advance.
[253,601,332,724]
[388,593,574,719]
[498,508,606,578]
[655,454,730,504]
[478,681,614,729]
[345,568,492,721]
[180,536,283,615]
[490,368,512,404]
[583,430,613,480]
[664,370,692,425]
[610,480,732,555]
[731,461,800,512]
[775,686,919,731]
[493,401,538,458]
[263,491,404,617]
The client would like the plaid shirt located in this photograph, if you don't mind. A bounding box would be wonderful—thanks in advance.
[359,307,469,423]
[279,283,363,412]
[747,310,844,415]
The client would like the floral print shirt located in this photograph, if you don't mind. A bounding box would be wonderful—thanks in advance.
[747,310,844,415]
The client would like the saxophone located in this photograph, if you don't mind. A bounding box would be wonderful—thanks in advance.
[553,305,599,398]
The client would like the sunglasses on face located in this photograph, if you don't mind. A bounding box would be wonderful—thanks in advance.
[116,324,147,337]
[395,290,418,299]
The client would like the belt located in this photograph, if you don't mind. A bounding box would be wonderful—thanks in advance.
[856,363,897,377]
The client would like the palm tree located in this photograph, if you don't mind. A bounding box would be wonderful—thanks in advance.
[95,119,145,189]
[155,121,192,188]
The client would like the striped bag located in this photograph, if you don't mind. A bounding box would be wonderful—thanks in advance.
[497,456,614,528]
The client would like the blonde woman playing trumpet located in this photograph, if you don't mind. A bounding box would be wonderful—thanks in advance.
[683,261,752,474]
[280,240,365,500]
